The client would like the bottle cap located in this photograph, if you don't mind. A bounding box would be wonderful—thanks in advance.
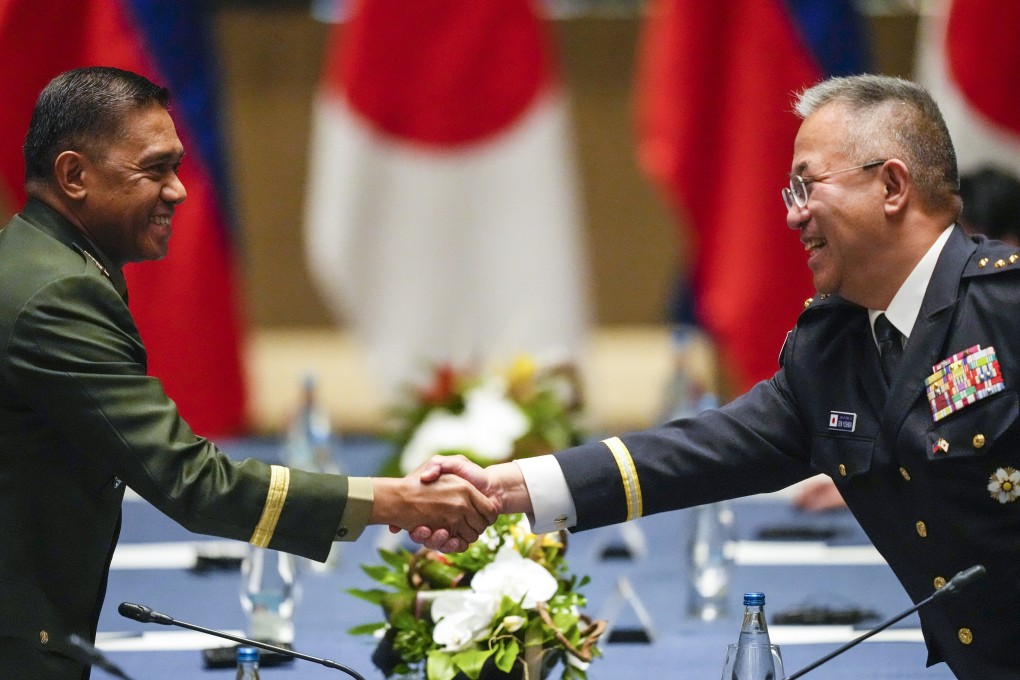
[237,646,260,663]
[743,592,766,606]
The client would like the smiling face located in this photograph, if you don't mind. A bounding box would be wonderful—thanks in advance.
[786,103,892,306]
[77,104,186,268]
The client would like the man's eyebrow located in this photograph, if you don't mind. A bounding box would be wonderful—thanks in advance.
[793,161,810,176]
[141,149,185,165]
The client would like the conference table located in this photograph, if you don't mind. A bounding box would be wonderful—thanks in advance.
[96,436,957,679]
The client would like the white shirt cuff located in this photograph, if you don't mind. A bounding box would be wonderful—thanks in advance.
[514,456,576,533]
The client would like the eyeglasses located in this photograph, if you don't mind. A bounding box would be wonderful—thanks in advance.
[782,160,887,211]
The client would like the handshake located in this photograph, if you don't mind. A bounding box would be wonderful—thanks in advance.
[369,455,531,553]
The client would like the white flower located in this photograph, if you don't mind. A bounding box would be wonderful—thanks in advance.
[500,615,526,633]
[987,467,1020,504]
[471,543,558,609]
[430,590,499,652]
[566,653,590,671]
[399,378,529,474]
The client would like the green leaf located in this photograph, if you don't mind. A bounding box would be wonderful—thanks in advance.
[346,588,386,605]
[362,564,394,582]
[347,622,386,636]
[426,651,457,680]
[452,647,494,679]
[494,638,520,673]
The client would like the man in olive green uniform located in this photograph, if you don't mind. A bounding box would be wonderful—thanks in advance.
[0,67,496,679]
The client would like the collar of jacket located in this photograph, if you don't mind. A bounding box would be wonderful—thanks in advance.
[20,198,129,302]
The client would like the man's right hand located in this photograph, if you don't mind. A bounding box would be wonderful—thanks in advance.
[369,460,501,553]
[407,455,532,551]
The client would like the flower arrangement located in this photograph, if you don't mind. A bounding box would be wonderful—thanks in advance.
[378,357,585,478]
[348,514,605,680]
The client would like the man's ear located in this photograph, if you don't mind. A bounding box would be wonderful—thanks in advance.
[53,150,88,200]
[881,158,910,216]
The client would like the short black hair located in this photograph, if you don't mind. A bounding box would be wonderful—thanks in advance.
[23,66,170,184]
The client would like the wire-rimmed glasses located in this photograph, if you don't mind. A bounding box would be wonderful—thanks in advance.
[782,159,887,211]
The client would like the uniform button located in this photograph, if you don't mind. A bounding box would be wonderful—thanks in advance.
[803,297,814,308]
[978,257,989,268]
[899,467,911,481]
[916,521,928,537]
[933,576,946,589]
[972,433,986,449]
[838,463,847,477]
[994,259,1006,268]
[39,630,49,644]
[958,628,973,645]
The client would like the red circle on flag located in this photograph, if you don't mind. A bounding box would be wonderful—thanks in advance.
[335,0,551,147]
[945,0,1020,136]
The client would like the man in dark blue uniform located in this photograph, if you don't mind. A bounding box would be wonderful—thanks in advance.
[423,74,1020,680]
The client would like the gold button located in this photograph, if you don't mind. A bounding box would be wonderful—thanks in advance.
[1011,253,1019,264]
[803,297,814,308]
[972,433,986,449]
[39,630,49,645]
[995,259,1007,268]
[958,628,973,645]
[838,463,847,477]
[899,466,911,481]
[916,521,928,537]
[978,257,989,268]
[933,576,947,589]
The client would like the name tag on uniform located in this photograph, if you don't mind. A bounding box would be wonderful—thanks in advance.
[828,411,857,433]
[925,345,1005,422]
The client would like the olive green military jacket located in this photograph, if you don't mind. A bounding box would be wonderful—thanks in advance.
[0,200,355,678]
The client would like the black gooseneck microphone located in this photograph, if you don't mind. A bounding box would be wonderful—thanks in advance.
[118,602,366,680]
[784,564,986,680]
[66,634,134,680]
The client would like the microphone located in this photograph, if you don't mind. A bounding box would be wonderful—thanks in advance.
[66,634,134,680]
[784,564,985,680]
[118,602,366,680]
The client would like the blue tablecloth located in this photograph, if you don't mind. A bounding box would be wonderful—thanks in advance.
[96,437,956,679]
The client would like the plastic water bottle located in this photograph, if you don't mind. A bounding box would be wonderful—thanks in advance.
[730,592,776,680]
[285,372,340,475]
[235,646,260,679]
[240,547,298,644]
[687,500,736,621]
[284,372,342,571]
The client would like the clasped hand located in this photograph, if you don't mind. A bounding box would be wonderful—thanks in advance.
[375,455,529,553]
[372,456,501,553]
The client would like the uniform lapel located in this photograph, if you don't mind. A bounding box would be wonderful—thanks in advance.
[884,227,975,433]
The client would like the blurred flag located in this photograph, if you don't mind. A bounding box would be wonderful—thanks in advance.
[635,0,871,393]
[915,0,1020,176]
[0,0,247,436]
[305,0,589,392]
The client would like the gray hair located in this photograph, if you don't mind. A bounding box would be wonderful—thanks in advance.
[794,74,960,215]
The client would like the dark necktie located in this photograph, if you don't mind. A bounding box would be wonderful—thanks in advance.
[875,313,903,385]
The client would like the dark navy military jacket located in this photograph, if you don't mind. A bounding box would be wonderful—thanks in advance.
[556,226,1020,680]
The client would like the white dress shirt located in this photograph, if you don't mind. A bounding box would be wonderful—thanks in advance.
[517,225,956,533]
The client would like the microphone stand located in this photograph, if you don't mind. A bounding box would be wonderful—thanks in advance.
[66,634,134,680]
[784,565,986,680]
[118,602,366,680]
